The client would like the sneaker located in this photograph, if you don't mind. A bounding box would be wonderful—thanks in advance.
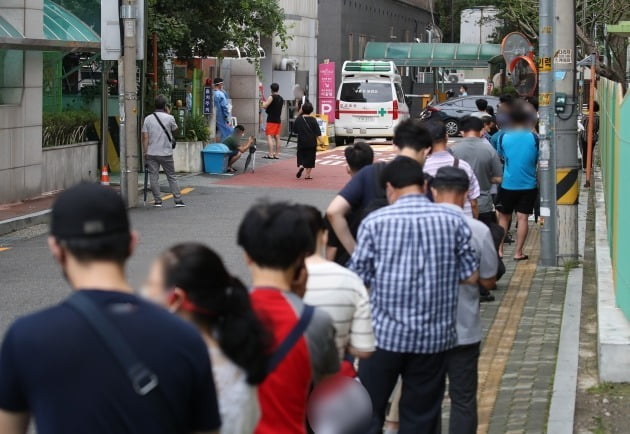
[479,287,495,303]
[153,200,163,208]
[174,199,186,208]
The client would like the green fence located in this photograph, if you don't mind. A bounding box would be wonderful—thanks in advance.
[598,78,630,319]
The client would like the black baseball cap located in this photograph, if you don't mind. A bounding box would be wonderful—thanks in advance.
[213,77,224,85]
[431,166,470,190]
[50,183,130,239]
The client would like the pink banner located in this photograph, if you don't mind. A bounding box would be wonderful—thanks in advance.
[318,62,336,124]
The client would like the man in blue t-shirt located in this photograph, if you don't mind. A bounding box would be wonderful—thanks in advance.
[0,184,221,434]
[495,108,539,261]
[326,119,433,258]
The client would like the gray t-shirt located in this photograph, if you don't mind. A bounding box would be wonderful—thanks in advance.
[451,137,503,213]
[142,112,178,156]
[440,204,498,345]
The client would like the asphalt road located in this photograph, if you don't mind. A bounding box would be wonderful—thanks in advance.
[0,169,338,338]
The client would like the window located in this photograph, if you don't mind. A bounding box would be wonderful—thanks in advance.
[0,50,24,105]
[395,84,405,103]
[348,33,354,60]
[358,35,367,59]
[340,82,392,103]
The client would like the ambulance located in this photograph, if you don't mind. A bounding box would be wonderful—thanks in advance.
[334,61,411,145]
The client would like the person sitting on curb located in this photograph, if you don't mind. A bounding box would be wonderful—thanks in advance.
[223,125,256,173]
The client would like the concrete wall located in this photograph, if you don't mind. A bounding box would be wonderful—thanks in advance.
[173,141,204,173]
[318,0,432,86]
[223,60,260,138]
[41,142,98,193]
[0,0,44,203]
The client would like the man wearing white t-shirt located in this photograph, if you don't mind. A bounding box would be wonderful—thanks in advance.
[300,205,376,362]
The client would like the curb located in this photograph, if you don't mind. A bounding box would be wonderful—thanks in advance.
[0,209,51,237]
[546,174,589,433]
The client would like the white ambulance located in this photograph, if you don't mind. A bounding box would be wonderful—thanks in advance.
[334,61,410,145]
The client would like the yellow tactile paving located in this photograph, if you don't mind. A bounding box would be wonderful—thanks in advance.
[476,225,541,434]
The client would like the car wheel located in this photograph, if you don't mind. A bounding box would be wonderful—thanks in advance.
[444,119,460,137]
[334,136,345,146]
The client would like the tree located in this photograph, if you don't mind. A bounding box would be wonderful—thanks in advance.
[148,0,288,60]
[491,0,629,84]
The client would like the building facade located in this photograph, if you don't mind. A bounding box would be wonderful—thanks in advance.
[318,0,434,84]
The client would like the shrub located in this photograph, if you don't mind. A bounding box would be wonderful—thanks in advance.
[43,111,97,147]
[184,114,211,142]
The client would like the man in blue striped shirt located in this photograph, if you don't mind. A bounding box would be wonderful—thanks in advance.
[349,156,479,433]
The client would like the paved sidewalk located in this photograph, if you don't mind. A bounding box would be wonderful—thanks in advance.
[442,224,567,433]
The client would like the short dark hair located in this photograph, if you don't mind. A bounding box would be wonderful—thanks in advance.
[270,83,279,92]
[380,156,424,190]
[431,166,470,194]
[298,205,326,256]
[499,94,514,105]
[154,95,168,110]
[476,99,488,111]
[482,116,494,127]
[237,202,313,269]
[526,96,539,111]
[592,101,600,112]
[510,108,530,125]
[393,119,433,151]
[460,116,484,133]
[420,120,448,143]
[345,142,374,172]
[485,106,495,116]
[461,85,468,91]
[60,233,132,265]
[301,102,314,115]
[234,125,245,132]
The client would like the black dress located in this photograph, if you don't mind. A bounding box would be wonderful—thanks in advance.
[293,115,321,168]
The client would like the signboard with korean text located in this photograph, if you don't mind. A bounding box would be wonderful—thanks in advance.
[203,87,213,115]
[318,62,336,124]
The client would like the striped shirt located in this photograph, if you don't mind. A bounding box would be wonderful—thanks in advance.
[349,194,477,354]
[304,261,376,360]
[423,150,481,216]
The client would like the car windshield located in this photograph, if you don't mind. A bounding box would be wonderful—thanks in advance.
[340,82,392,103]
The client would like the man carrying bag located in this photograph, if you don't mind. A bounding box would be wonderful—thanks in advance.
[142,95,186,208]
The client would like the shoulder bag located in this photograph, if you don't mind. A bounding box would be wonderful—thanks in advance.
[153,113,177,149]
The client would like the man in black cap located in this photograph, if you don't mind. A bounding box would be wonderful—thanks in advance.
[213,77,232,140]
[0,183,221,434]
[431,166,498,433]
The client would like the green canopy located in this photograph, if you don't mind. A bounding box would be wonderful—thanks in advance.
[364,42,503,68]
[43,0,100,43]
[0,16,23,38]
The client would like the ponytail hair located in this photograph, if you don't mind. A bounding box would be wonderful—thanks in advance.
[161,243,270,385]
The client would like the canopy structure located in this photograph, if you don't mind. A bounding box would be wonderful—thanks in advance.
[0,0,99,52]
[364,42,503,68]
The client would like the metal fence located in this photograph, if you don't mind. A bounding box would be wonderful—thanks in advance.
[598,78,630,319]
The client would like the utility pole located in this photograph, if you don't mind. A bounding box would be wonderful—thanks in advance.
[120,0,139,207]
[538,0,557,266]
[554,0,580,264]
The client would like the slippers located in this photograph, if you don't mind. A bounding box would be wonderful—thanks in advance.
[514,255,529,261]
[262,155,273,159]
[296,167,304,178]
[273,156,280,159]
[305,177,313,180]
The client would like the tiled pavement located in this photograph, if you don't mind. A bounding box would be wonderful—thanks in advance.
[442,224,568,433]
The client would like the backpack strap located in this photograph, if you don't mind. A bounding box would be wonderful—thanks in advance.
[267,304,315,374]
[446,148,460,168]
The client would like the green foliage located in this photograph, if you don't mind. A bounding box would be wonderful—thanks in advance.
[184,114,210,143]
[491,85,519,97]
[148,0,288,61]
[42,110,97,148]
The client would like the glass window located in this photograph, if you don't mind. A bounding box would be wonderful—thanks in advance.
[394,84,405,103]
[340,82,392,103]
[0,50,24,105]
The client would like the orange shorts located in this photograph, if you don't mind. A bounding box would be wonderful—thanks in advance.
[266,122,281,136]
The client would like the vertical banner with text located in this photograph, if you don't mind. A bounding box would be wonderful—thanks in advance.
[318,62,336,124]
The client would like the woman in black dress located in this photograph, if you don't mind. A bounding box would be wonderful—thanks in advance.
[293,102,321,180]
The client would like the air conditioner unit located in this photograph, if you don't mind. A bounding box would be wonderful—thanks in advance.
[446,72,466,83]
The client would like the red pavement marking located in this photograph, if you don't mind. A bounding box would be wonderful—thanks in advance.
[0,194,57,222]
[217,147,398,191]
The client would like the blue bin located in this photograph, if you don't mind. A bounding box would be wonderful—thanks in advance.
[202,143,231,174]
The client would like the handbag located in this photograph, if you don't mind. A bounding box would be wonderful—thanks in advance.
[153,113,177,149]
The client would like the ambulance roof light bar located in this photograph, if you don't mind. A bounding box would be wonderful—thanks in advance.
[342,60,398,75]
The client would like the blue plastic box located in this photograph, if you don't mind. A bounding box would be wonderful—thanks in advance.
[202,143,231,174]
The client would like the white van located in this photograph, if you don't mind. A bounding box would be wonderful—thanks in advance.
[334,61,410,146]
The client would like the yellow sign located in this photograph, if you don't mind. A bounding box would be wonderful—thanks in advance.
[539,93,553,107]
[542,26,552,34]
[538,57,552,72]
[314,114,329,151]
[557,168,579,205]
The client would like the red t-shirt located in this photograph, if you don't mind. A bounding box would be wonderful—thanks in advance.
[250,288,339,434]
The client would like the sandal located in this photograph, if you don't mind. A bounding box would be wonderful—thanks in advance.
[514,254,529,261]
[273,156,280,159]
[262,155,273,159]
[305,176,313,180]
[296,167,304,179]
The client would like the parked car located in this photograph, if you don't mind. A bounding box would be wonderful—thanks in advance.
[419,96,500,136]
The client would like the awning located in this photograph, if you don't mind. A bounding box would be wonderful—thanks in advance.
[0,0,99,52]
[364,42,503,68]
